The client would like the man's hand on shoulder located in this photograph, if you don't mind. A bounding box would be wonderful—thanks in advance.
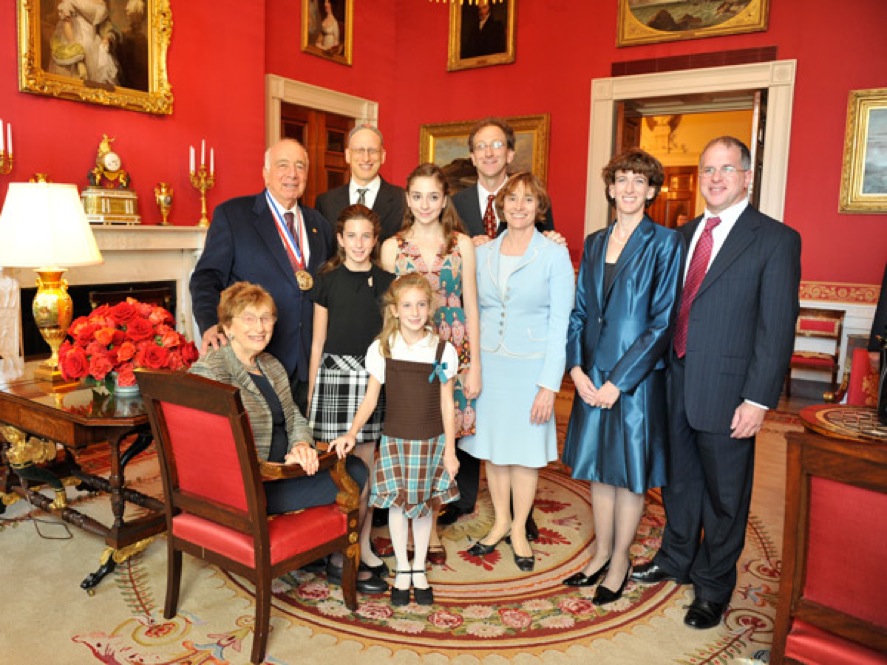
[543,230,568,248]
[201,324,229,355]
[472,235,492,247]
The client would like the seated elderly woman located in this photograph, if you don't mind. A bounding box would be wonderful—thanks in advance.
[188,281,387,594]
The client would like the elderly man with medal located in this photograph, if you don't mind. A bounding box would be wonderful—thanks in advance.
[190,138,334,413]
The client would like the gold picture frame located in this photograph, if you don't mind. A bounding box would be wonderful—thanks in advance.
[302,0,353,66]
[419,114,550,192]
[617,0,769,48]
[17,0,173,115]
[840,88,887,214]
[447,0,515,72]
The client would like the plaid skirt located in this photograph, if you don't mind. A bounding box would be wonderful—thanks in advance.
[369,433,460,519]
[308,353,384,444]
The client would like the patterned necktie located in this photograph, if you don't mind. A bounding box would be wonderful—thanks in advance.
[483,194,497,238]
[356,188,368,206]
[673,216,721,358]
[283,211,296,239]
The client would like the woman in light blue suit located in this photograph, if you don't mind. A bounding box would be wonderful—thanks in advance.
[460,173,574,572]
[561,150,683,605]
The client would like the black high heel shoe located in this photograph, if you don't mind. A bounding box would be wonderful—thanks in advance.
[592,567,632,606]
[513,552,535,572]
[467,533,508,557]
[562,559,610,587]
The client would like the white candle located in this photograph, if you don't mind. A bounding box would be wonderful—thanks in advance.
[201,139,205,167]
[210,148,214,174]
[190,145,195,173]
[6,123,10,155]
[0,119,4,153]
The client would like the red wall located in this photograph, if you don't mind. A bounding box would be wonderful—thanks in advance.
[2,1,885,285]
[0,1,267,227]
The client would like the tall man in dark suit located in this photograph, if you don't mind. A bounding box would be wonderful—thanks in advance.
[315,125,405,243]
[453,117,555,247]
[631,136,801,630]
[190,138,333,414]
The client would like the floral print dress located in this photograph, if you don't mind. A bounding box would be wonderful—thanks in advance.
[394,235,475,437]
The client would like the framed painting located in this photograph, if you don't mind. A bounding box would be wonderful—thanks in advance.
[17,0,173,115]
[302,0,353,66]
[617,0,769,47]
[447,0,515,72]
[840,88,887,214]
[419,114,549,193]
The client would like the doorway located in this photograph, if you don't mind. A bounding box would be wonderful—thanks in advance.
[585,60,796,235]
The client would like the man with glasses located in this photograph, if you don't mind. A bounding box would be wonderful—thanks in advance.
[316,125,405,243]
[631,136,801,631]
[453,117,555,246]
[190,138,333,414]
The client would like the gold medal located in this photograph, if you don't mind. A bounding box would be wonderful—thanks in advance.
[296,270,314,291]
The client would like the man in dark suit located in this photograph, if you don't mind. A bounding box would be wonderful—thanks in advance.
[190,138,333,414]
[460,0,506,59]
[631,136,801,630]
[452,117,555,247]
[315,125,405,243]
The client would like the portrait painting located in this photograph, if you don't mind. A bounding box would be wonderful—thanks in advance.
[617,0,769,47]
[840,88,887,214]
[17,0,173,114]
[419,114,550,194]
[448,0,515,72]
[302,0,353,66]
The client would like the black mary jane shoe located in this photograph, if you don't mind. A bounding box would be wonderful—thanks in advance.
[327,561,389,595]
[562,559,611,587]
[390,571,412,607]
[412,570,434,605]
[513,552,535,572]
[592,567,632,606]
[467,533,507,557]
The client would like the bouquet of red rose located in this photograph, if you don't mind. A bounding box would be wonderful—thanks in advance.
[58,297,199,387]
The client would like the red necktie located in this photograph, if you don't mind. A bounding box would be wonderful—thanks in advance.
[483,194,497,238]
[282,211,303,271]
[673,216,721,358]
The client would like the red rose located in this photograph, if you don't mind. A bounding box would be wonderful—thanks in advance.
[180,341,199,365]
[116,364,136,387]
[60,345,89,380]
[167,353,184,371]
[108,301,137,324]
[88,352,115,380]
[116,341,136,363]
[133,299,154,317]
[125,317,155,342]
[139,343,170,369]
[86,340,108,358]
[70,320,99,345]
[160,330,181,349]
[149,307,174,326]
[94,327,117,346]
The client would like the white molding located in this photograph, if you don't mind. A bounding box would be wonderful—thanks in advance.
[586,60,797,234]
[264,74,379,147]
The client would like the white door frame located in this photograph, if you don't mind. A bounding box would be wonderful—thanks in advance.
[585,59,797,234]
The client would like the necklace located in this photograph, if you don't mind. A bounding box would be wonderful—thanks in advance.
[611,222,636,245]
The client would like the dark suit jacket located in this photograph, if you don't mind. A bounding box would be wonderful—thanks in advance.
[315,177,405,243]
[190,191,333,383]
[677,205,801,432]
[453,185,555,238]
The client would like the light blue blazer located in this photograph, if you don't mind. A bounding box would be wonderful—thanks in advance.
[476,230,575,391]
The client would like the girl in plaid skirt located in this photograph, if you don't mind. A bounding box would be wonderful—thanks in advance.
[307,204,395,577]
[331,273,460,606]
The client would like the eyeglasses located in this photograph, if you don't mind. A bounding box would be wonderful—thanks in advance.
[699,165,747,178]
[350,147,381,157]
[236,313,276,326]
[473,140,506,153]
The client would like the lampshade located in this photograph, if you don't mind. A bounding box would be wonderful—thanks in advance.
[0,182,103,268]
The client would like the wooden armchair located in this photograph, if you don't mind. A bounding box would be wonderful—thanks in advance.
[771,430,887,664]
[137,371,359,665]
[785,307,845,398]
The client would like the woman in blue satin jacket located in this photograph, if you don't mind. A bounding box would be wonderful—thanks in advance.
[561,149,683,606]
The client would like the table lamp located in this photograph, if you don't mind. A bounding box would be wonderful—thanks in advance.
[0,182,104,382]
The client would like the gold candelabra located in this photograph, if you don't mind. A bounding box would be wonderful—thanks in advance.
[0,120,12,175]
[0,151,12,175]
[189,165,215,227]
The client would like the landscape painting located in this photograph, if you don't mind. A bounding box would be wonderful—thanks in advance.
[617,0,769,47]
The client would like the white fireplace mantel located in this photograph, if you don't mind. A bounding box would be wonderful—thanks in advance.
[6,226,207,339]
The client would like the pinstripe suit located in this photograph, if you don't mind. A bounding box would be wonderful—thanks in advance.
[315,177,405,243]
[655,204,801,604]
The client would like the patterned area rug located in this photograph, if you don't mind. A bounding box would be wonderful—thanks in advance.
[0,415,800,664]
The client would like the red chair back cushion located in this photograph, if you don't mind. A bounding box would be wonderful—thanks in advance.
[160,402,249,511]
[797,315,840,336]
[785,620,887,664]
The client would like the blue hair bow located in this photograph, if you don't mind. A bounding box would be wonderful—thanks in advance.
[428,360,448,383]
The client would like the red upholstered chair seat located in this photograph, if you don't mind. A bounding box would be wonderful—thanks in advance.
[172,506,348,568]
[785,307,845,398]
[791,351,838,367]
[785,621,887,665]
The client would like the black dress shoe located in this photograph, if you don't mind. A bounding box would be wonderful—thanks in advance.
[437,503,464,526]
[592,567,632,606]
[467,534,506,557]
[562,559,610,587]
[684,599,727,629]
[326,561,389,595]
[300,556,329,573]
[630,561,687,585]
[513,552,535,572]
